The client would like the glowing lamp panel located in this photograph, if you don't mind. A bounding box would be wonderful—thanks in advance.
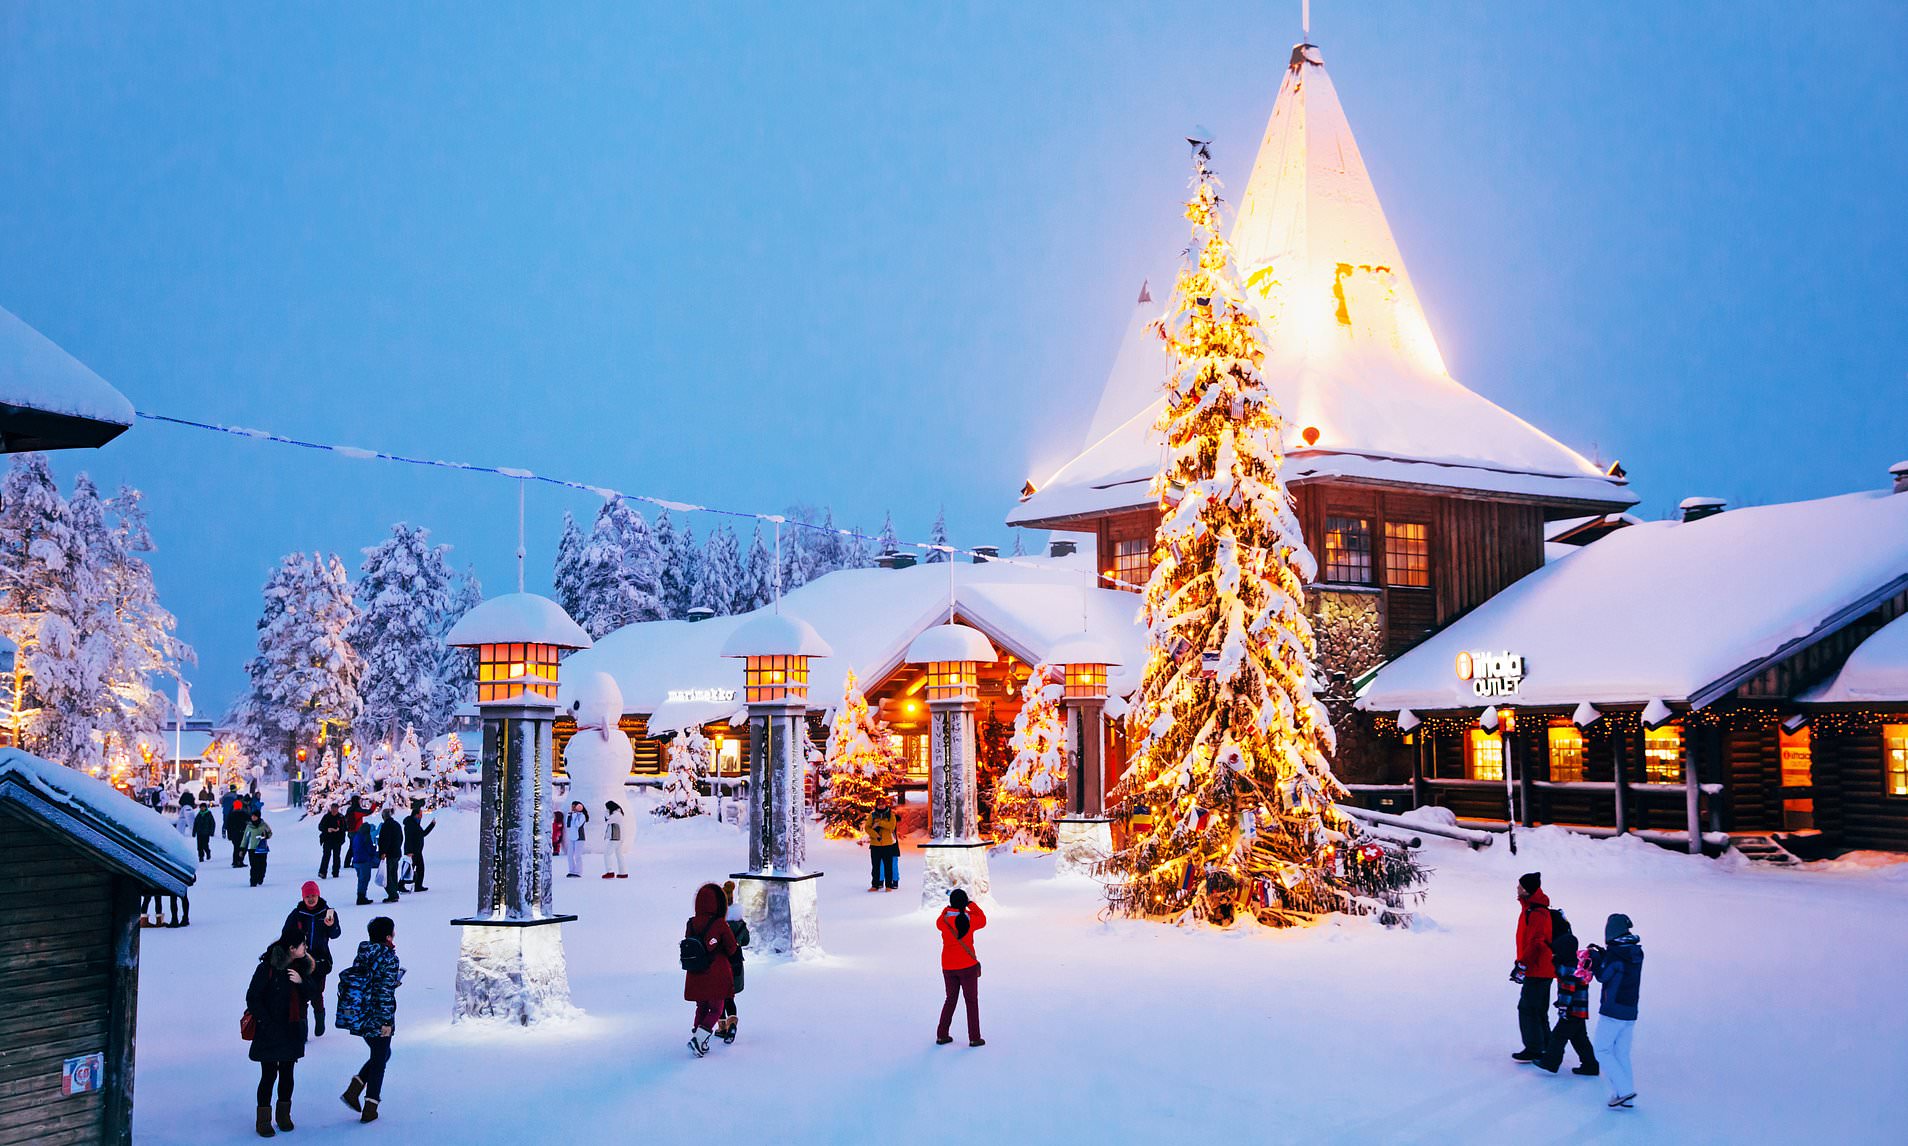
[476,642,560,702]
[1063,663,1108,700]
[744,655,809,703]
[924,661,978,702]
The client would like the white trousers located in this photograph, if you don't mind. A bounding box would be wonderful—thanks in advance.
[567,839,585,876]
[603,840,626,875]
[1592,1016,1636,1099]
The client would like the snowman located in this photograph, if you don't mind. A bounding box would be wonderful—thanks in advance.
[559,671,634,855]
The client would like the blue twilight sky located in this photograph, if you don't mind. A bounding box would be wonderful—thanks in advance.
[3,2,1905,709]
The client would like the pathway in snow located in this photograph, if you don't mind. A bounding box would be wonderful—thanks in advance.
[134,797,1908,1144]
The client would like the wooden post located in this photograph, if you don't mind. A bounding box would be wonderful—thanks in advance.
[104,877,142,1146]
[1611,733,1627,835]
[1410,733,1427,810]
[1684,724,1703,854]
[1515,728,1534,827]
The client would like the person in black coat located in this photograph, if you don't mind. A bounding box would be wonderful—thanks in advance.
[247,921,318,1136]
[285,881,342,1036]
[400,804,435,892]
[375,808,404,904]
[317,807,348,880]
[193,804,218,863]
[225,790,248,868]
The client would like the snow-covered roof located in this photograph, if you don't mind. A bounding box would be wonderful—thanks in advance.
[719,613,834,659]
[0,304,135,449]
[906,624,999,665]
[1357,489,1908,712]
[445,592,592,649]
[1799,613,1908,704]
[0,747,196,892]
[1047,631,1125,667]
[1010,43,1633,529]
[565,560,1150,721]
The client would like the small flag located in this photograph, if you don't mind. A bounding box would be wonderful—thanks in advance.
[176,679,193,718]
[1192,806,1211,832]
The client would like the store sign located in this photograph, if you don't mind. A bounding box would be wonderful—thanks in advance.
[1456,650,1525,698]
[62,1052,104,1096]
[666,688,737,705]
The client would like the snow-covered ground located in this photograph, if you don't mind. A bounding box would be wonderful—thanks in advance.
[135,793,1907,1144]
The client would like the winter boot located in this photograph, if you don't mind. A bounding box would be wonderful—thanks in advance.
[1573,1064,1600,1076]
[341,1076,365,1112]
[274,1100,294,1131]
[719,1018,737,1045]
[312,1006,325,1037]
[360,1098,380,1123]
[688,1028,712,1057]
[255,1105,276,1137]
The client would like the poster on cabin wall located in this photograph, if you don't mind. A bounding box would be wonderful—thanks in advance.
[61,1051,104,1096]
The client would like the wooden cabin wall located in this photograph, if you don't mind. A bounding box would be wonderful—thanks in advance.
[1723,720,1780,833]
[554,714,667,776]
[1820,722,1908,851]
[0,812,115,1146]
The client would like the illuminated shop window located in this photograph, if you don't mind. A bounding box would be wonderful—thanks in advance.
[1643,725,1683,784]
[1779,726,1813,788]
[1547,724,1585,783]
[1467,729,1504,782]
[1885,725,1908,797]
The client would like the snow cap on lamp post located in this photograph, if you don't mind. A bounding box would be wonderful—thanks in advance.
[1049,631,1121,700]
[720,612,833,704]
[445,591,591,705]
[906,623,997,702]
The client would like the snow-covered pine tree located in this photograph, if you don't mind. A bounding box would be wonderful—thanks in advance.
[99,484,192,748]
[424,732,465,810]
[818,669,897,839]
[305,745,342,814]
[572,498,666,638]
[1010,532,1026,558]
[553,511,587,620]
[0,457,99,764]
[808,508,846,579]
[231,553,364,777]
[924,508,951,562]
[337,748,369,808]
[739,524,775,613]
[657,510,702,619]
[1101,146,1425,928]
[695,524,743,615]
[352,524,456,744]
[652,729,708,819]
[431,568,483,732]
[395,723,426,808]
[778,504,818,593]
[844,526,875,569]
[876,512,899,559]
[994,663,1068,850]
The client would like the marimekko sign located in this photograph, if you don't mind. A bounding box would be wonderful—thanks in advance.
[666,687,737,704]
[1456,650,1525,698]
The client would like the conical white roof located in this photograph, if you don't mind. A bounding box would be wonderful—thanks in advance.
[1011,43,1634,528]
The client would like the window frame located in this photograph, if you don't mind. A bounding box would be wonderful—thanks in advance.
[1322,514,1375,586]
[1111,537,1152,592]
[1884,724,1908,798]
[1642,724,1684,785]
[1466,728,1505,783]
[1383,520,1432,589]
[1547,724,1586,783]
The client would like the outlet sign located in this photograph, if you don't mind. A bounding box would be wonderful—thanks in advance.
[1456,650,1524,698]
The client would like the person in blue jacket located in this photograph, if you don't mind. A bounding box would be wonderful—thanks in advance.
[1587,913,1644,1110]
[348,820,379,906]
[338,916,405,1124]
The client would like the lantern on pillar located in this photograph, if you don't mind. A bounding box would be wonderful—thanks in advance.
[443,592,591,1026]
[1048,632,1122,875]
[720,612,833,958]
[906,623,997,905]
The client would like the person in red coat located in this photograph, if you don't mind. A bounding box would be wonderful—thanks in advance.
[1511,871,1556,1063]
[683,882,737,1058]
[935,888,987,1047]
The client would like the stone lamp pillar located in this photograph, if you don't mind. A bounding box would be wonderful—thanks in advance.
[1050,633,1121,877]
[444,592,592,1025]
[720,613,832,958]
[907,623,997,906]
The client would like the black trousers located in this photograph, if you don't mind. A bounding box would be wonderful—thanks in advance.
[382,853,401,900]
[250,852,268,886]
[405,850,425,889]
[1517,977,1553,1055]
[256,1061,294,1105]
[195,836,212,861]
[359,1036,392,1101]
[320,836,344,878]
[230,835,246,866]
[1541,1014,1599,1071]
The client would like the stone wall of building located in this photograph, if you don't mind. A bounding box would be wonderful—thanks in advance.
[1306,588,1391,783]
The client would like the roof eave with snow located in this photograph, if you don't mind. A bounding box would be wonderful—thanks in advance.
[0,306,135,453]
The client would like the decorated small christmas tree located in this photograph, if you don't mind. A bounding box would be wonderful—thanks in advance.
[394,724,425,808]
[1100,144,1426,927]
[993,663,1067,850]
[653,728,708,819]
[338,749,369,810]
[818,670,898,840]
[304,745,342,815]
[424,732,466,811]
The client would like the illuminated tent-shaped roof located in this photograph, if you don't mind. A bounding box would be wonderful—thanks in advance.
[1011,43,1635,529]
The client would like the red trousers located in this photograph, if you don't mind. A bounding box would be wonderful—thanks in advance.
[693,998,725,1032]
[937,965,981,1042]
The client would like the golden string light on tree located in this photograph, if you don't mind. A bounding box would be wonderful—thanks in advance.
[993,663,1067,850]
[1099,140,1426,927]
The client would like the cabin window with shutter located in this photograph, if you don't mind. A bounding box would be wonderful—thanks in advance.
[1547,724,1585,783]
[1383,521,1431,588]
[1643,725,1684,784]
[1323,516,1373,584]
[1467,729,1504,782]
[1885,726,1908,797]
[1111,538,1152,591]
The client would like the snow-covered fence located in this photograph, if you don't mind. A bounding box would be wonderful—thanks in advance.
[1338,804,1493,849]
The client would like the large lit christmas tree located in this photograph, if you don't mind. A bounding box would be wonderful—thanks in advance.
[1100,143,1426,927]
[818,670,897,840]
[993,664,1067,850]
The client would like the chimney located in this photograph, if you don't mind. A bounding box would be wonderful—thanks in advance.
[1048,539,1078,558]
[970,545,998,564]
[686,607,715,623]
[1892,460,1908,494]
[1678,496,1726,523]
[875,551,917,570]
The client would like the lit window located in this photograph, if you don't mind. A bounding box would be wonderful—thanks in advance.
[1885,725,1908,797]
[1324,516,1373,584]
[1548,725,1585,783]
[1111,538,1152,591]
[1384,521,1431,588]
[1467,729,1504,782]
[899,733,929,781]
[1643,725,1683,784]
[1779,726,1812,788]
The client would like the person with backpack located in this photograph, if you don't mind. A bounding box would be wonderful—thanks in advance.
[348,819,379,906]
[244,810,274,887]
[284,881,342,1037]
[317,805,348,880]
[193,802,218,863]
[864,798,901,891]
[714,880,749,1043]
[225,790,249,868]
[682,882,738,1057]
[1538,911,1598,1076]
[336,915,404,1124]
[376,808,404,904]
[400,803,435,892]
[935,888,986,1047]
[1509,872,1556,1064]
[1587,913,1645,1109]
[245,920,318,1136]
[563,801,590,878]
[600,800,629,878]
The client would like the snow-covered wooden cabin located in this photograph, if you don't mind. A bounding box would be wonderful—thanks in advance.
[0,748,195,1146]
[1356,473,1908,856]
[1008,43,1635,780]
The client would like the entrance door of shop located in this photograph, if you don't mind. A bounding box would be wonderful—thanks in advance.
[1778,725,1814,832]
